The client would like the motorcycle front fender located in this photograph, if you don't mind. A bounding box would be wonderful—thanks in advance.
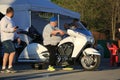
[83,48,101,56]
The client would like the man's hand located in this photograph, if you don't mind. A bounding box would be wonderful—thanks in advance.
[13,26,18,32]
[58,30,65,36]
[14,28,17,32]
[17,38,21,45]
[51,30,65,36]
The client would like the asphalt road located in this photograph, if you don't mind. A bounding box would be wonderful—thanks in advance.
[0,58,120,80]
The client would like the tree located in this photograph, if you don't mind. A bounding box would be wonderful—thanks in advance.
[52,0,120,40]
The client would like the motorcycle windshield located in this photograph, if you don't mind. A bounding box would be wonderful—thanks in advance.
[74,22,92,36]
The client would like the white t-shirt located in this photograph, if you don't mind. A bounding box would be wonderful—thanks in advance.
[0,16,15,42]
[43,24,62,46]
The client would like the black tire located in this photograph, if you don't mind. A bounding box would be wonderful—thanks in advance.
[80,55,100,71]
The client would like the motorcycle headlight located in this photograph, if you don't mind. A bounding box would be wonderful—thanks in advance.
[87,36,94,43]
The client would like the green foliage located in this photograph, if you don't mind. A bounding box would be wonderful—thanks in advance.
[51,0,113,32]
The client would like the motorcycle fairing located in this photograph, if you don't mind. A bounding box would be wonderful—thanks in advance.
[83,48,101,56]
[18,43,49,62]
[58,36,87,58]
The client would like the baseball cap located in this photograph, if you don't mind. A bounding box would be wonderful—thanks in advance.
[50,17,57,22]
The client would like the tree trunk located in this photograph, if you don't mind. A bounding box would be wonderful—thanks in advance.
[111,0,118,40]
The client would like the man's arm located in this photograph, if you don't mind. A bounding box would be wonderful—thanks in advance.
[51,30,64,36]
[1,19,16,33]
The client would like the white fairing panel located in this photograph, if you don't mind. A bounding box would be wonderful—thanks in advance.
[67,29,78,37]
[18,43,49,62]
[71,37,87,57]
[83,48,101,56]
[58,36,87,58]
[58,37,74,46]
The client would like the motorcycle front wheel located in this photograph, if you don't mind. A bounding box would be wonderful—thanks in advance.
[80,54,100,71]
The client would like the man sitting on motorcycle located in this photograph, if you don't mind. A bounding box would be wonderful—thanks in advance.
[42,17,64,71]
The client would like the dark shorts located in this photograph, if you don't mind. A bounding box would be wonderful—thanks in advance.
[2,40,15,53]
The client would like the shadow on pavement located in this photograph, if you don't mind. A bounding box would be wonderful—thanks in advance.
[0,58,120,80]
[98,58,120,71]
[0,70,83,80]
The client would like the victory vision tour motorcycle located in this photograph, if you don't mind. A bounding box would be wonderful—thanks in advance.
[17,22,101,71]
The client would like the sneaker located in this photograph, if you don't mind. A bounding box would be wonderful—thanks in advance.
[47,65,56,71]
[1,69,9,73]
[7,67,16,73]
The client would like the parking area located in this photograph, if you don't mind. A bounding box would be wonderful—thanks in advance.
[0,58,120,80]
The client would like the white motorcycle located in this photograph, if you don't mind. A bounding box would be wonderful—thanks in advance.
[18,22,101,71]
